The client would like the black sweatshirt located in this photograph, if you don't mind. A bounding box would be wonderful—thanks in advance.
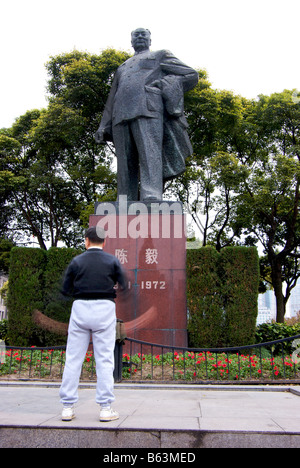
[62,248,127,301]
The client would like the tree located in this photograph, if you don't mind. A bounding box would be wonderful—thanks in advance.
[0,237,15,273]
[179,86,300,323]
[167,76,250,249]
[1,110,84,249]
[0,132,22,237]
[2,48,299,323]
[235,91,300,322]
[0,49,130,248]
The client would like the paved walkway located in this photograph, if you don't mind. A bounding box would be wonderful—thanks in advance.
[0,381,300,448]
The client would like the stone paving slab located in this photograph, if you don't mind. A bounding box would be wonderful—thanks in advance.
[0,382,300,448]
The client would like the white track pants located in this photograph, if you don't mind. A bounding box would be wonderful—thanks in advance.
[59,299,116,407]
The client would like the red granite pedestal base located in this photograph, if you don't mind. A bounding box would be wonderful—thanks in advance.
[89,201,187,350]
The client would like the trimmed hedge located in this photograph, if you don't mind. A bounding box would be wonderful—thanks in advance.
[7,248,46,346]
[187,247,225,347]
[7,247,81,346]
[220,247,260,347]
[187,246,259,348]
[43,247,80,323]
[7,246,259,348]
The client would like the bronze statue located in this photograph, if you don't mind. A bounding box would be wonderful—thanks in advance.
[95,28,198,201]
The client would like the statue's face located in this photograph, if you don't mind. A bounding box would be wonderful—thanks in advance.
[131,28,151,52]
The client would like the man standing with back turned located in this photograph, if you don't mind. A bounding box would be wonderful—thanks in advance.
[59,227,127,422]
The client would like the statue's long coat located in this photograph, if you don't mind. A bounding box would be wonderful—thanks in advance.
[97,49,199,182]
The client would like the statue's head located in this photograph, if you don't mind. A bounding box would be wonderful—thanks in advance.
[131,28,151,53]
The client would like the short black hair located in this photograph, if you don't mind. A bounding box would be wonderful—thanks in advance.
[85,226,106,244]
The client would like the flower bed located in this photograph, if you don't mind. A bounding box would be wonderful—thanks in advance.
[0,348,66,380]
[1,347,299,383]
[122,350,300,382]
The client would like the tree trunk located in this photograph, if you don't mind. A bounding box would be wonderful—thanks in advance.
[270,258,286,323]
[37,235,47,250]
[273,282,286,323]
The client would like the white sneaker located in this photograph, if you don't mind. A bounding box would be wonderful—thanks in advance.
[61,406,75,421]
[99,406,119,422]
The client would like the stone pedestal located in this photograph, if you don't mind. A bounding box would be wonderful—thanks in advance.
[89,200,187,349]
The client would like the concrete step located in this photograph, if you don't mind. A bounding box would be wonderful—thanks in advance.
[1,425,300,448]
[0,382,300,448]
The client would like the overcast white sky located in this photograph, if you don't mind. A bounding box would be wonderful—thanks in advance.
[1,0,299,129]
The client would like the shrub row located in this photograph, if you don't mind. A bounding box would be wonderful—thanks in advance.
[256,322,300,355]
[7,246,259,348]
[187,246,259,348]
[7,247,80,346]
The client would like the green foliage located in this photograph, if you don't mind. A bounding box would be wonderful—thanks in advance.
[7,245,259,348]
[0,319,9,343]
[0,49,128,248]
[187,246,259,348]
[43,247,81,324]
[2,49,299,326]
[187,247,225,347]
[219,247,260,347]
[0,238,15,274]
[0,280,8,306]
[170,85,300,323]
[1,347,299,381]
[6,246,81,346]
[255,322,300,355]
[7,247,46,346]
[121,350,299,382]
